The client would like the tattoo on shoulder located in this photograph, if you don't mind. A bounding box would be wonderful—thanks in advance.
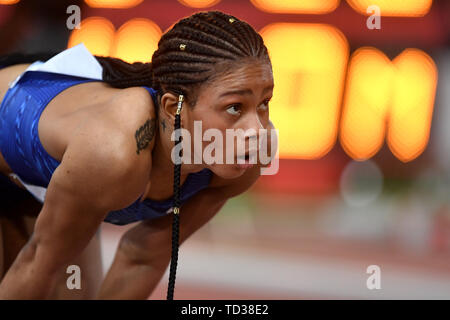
[135,118,156,155]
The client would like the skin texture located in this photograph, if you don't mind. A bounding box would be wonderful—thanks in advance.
[135,118,157,155]
[0,59,275,299]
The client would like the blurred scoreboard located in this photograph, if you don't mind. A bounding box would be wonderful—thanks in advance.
[1,0,444,164]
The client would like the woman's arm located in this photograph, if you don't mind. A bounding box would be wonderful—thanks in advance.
[96,192,227,299]
[97,163,263,300]
[0,123,148,299]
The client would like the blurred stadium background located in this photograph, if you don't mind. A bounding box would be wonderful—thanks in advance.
[1,0,449,299]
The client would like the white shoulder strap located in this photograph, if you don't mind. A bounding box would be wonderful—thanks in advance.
[9,173,46,204]
[9,43,103,88]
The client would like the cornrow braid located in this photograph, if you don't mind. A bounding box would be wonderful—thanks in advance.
[96,57,153,88]
[167,94,184,300]
[0,10,271,300]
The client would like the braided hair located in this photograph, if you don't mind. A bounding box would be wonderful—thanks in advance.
[0,10,271,300]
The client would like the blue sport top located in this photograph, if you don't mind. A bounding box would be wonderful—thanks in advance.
[0,70,213,225]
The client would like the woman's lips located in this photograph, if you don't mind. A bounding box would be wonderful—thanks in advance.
[235,162,255,170]
[235,153,256,169]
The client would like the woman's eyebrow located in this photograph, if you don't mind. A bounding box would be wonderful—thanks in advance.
[219,84,274,98]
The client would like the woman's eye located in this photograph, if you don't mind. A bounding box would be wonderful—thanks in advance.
[258,99,270,111]
[226,104,241,115]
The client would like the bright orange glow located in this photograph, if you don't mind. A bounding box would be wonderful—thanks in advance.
[84,0,143,9]
[388,49,437,162]
[67,17,115,57]
[251,0,339,14]
[0,0,19,4]
[346,0,432,17]
[260,23,349,159]
[177,0,221,8]
[164,23,176,34]
[65,17,438,163]
[111,18,162,63]
[341,48,437,163]
[340,48,394,160]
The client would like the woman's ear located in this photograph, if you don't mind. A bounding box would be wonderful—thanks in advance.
[160,92,188,128]
[160,92,178,122]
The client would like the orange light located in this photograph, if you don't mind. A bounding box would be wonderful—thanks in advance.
[68,17,115,57]
[341,48,437,163]
[84,0,143,9]
[111,18,162,63]
[260,23,349,159]
[388,49,438,162]
[177,0,221,8]
[251,0,339,14]
[0,0,19,4]
[346,0,432,17]
[340,48,394,160]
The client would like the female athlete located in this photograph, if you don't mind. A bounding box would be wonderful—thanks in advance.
[0,10,275,299]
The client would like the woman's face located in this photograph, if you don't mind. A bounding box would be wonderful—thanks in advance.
[184,61,274,179]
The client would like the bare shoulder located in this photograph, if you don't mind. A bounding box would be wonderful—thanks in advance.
[82,85,157,163]
[60,86,157,210]
[110,87,157,152]
[104,86,157,129]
